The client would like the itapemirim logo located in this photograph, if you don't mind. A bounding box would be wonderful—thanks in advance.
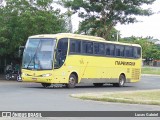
[2,112,12,118]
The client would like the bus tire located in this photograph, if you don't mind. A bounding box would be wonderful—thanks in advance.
[41,83,51,88]
[66,74,77,88]
[5,74,11,80]
[93,83,103,87]
[113,74,125,87]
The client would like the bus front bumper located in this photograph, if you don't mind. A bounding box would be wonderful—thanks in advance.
[21,74,53,83]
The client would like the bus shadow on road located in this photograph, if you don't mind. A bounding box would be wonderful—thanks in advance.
[24,83,135,89]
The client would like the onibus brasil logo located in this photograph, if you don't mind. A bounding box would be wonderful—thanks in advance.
[1,112,42,118]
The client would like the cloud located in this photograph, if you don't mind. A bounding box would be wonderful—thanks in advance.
[116,1,160,39]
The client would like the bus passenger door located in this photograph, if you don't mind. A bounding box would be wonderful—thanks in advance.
[54,39,68,68]
[54,38,68,83]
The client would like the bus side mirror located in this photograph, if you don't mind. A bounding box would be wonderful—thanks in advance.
[55,49,62,54]
[58,49,62,53]
[19,46,25,57]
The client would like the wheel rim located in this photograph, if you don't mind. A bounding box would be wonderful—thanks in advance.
[69,77,75,86]
[6,74,10,80]
[119,76,125,86]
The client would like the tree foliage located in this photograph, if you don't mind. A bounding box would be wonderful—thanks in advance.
[60,0,155,40]
[0,0,66,57]
[121,37,160,60]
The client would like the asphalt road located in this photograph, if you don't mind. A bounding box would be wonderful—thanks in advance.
[0,75,160,120]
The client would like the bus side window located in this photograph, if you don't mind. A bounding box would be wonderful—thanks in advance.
[106,44,115,56]
[134,47,141,58]
[115,45,124,57]
[99,43,105,55]
[82,41,93,54]
[106,44,110,56]
[94,42,99,54]
[94,42,105,55]
[125,46,133,58]
[70,40,76,52]
[70,39,81,53]
[55,38,68,68]
[110,44,115,56]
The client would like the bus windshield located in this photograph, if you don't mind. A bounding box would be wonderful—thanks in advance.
[22,38,56,70]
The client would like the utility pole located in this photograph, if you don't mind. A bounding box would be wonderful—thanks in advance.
[117,31,119,42]
[64,0,72,33]
[65,8,73,33]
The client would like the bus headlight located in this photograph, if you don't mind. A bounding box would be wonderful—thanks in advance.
[41,73,52,77]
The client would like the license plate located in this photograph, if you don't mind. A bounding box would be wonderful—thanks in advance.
[32,78,37,80]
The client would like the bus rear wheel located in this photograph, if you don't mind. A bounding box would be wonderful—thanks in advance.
[93,83,103,87]
[66,74,77,88]
[113,74,125,87]
[41,83,51,88]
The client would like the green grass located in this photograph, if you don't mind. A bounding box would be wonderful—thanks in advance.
[141,67,160,75]
[71,90,160,106]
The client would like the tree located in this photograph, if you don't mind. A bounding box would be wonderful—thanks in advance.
[120,37,160,60]
[60,0,156,40]
[0,0,67,57]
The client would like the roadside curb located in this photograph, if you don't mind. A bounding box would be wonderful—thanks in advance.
[141,74,160,77]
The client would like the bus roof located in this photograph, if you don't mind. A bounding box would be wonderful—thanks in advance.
[29,33,141,47]
[29,33,105,41]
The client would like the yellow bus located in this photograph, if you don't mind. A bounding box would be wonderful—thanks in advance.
[21,33,142,88]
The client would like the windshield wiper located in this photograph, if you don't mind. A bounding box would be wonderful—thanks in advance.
[27,40,41,69]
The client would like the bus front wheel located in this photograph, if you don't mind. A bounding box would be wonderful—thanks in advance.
[66,74,77,88]
[41,83,51,88]
[113,74,125,87]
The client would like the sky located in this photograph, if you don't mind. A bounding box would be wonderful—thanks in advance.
[70,0,160,40]
[115,0,160,40]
